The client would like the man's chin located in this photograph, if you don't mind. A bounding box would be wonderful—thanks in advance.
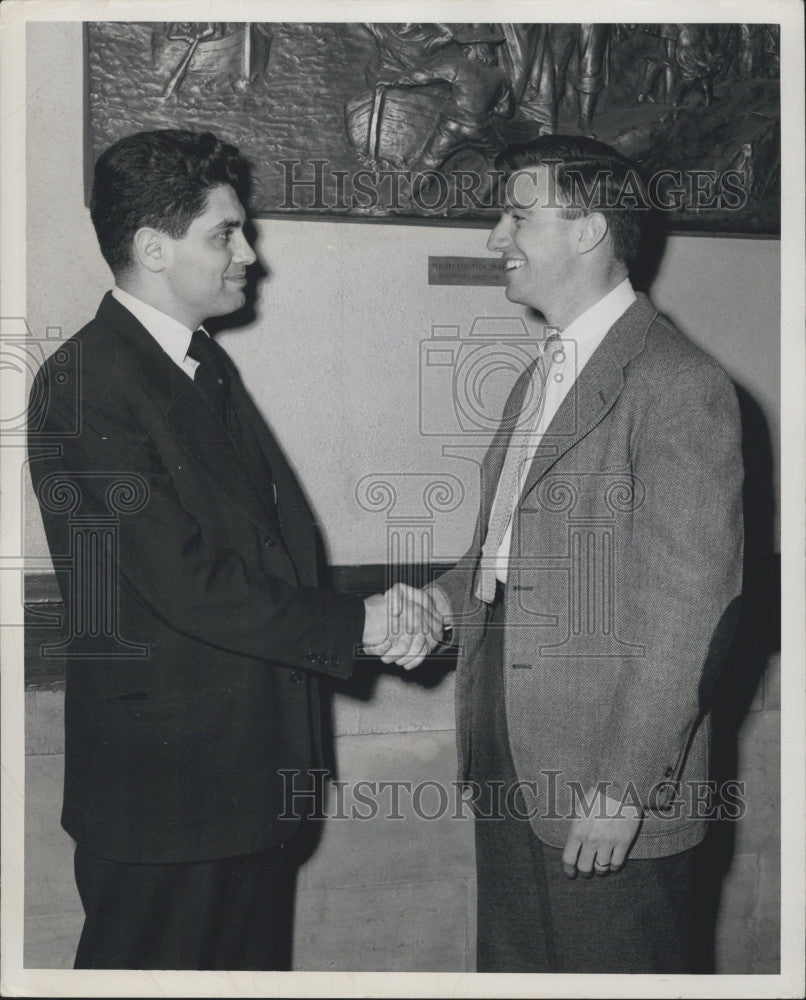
[210,292,246,317]
[504,282,526,306]
[504,278,542,312]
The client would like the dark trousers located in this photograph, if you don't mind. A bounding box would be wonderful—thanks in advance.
[469,587,693,973]
[73,844,299,970]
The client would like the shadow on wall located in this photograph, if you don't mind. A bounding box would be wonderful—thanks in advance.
[690,382,779,973]
[631,211,668,294]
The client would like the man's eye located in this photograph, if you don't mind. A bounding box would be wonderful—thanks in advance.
[216,231,231,242]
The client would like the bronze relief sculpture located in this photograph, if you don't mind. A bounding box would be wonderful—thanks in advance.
[86,21,780,232]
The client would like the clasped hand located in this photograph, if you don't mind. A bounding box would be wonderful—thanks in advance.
[363,583,449,669]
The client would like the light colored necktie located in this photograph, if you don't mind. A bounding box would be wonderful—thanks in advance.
[475,334,559,604]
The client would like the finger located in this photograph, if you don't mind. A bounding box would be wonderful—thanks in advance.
[401,650,428,670]
[610,843,629,872]
[364,631,394,656]
[394,593,430,640]
[576,842,597,878]
[593,847,613,877]
[386,583,405,620]
[391,583,428,618]
[363,640,393,657]
[406,629,443,668]
[380,639,409,663]
[396,634,429,668]
[404,598,423,635]
[395,585,444,632]
[408,627,442,665]
[561,835,582,879]
[402,601,440,639]
[380,631,421,664]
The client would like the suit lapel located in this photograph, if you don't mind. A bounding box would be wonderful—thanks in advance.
[226,368,312,525]
[97,293,281,537]
[519,294,658,500]
[225,367,320,577]
[169,364,283,534]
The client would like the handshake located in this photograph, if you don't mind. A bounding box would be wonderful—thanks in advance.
[362,583,452,670]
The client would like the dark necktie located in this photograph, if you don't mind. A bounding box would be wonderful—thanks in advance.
[187,329,276,517]
[187,329,229,422]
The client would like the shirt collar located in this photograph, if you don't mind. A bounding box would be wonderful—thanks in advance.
[555,278,636,373]
[112,287,202,370]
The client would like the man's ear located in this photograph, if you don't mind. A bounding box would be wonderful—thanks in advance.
[576,211,608,255]
[132,227,169,274]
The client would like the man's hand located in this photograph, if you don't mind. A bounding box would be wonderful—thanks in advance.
[562,786,643,878]
[363,583,445,669]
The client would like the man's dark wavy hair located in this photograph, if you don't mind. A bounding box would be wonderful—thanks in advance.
[90,129,250,279]
[495,135,648,267]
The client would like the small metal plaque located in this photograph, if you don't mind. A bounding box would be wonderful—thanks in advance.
[428,256,508,287]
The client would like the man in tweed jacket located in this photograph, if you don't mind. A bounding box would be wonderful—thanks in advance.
[426,136,743,972]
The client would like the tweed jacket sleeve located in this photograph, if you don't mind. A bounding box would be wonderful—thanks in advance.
[597,355,743,803]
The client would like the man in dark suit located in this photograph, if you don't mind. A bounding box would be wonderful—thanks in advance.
[423,135,744,972]
[28,129,440,970]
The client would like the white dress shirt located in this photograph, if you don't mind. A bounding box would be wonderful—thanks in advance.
[112,286,201,379]
[491,278,637,583]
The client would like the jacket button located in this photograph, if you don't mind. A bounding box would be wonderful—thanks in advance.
[664,766,674,778]
[264,535,275,547]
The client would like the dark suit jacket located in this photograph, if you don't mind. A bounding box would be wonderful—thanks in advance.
[436,294,744,858]
[29,293,365,864]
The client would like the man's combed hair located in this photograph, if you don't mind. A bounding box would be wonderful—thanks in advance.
[495,135,648,267]
[90,129,250,279]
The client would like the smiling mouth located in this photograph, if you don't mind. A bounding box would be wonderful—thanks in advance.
[504,259,527,271]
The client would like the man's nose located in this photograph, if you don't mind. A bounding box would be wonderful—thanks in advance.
[487,214,513,252]
[233,230,257,266]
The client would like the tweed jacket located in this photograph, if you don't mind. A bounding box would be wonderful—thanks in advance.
[29,293,366,864]
[436,293,743,858]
